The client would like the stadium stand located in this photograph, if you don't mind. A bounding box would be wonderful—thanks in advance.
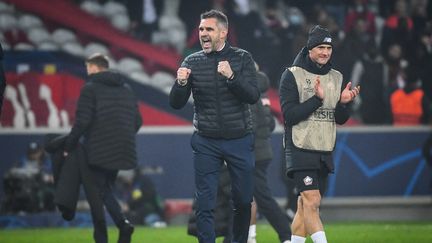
[51,28,77,45]
[0,51,193,128]
[0,0,195,128]
[3,0,180,71]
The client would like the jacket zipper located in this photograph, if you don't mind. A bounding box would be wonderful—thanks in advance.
[214,57,223,135]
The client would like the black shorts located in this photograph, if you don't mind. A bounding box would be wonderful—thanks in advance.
[292,165,329,196]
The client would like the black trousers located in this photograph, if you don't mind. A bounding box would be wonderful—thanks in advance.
[191,133,254,243]
[81,164,126,243]
[254,160,292,242]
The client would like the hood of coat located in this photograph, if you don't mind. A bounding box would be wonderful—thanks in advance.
[292,46,332,75]
[88,70,125,86]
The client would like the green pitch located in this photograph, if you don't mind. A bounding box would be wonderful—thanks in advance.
[1,222,432,243]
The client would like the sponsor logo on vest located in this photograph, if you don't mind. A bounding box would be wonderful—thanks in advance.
[312,108,334,122]
[303,176,313,186]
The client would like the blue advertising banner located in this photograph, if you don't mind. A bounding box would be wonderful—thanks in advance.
[0,127,430,199]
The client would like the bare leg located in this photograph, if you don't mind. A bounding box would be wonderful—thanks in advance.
[291,196,306,237]
[300,190,323,235]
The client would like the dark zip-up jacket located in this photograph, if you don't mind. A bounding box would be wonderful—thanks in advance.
[169,42,260,139]
[65,71,142,170]
[279,47,351,176]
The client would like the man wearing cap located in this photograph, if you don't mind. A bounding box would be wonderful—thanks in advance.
[279,25,360,243]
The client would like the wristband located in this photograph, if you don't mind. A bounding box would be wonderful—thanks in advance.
[228,72,235,80]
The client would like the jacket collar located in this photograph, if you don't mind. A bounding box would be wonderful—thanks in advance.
[292,47,332,75]
[88,70,124,86]
[205,41,230,57]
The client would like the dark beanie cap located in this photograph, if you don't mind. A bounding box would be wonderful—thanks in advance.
[307,25,333,50]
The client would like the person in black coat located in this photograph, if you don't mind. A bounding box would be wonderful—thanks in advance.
[249,70,292,243]
[169,10,260,243]
[64,53,142,243]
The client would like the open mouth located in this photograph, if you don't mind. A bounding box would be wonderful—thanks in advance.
[201,37,211,49]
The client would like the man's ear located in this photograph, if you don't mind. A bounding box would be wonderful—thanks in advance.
[220,28,228,39]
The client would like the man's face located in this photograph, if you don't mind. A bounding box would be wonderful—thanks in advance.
[309,44,332,66]
[86,63,99,75]
[199,18,227,53]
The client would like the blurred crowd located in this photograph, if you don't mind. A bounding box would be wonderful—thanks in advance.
[70,0,432,125]
[1,0,430,125]
[1,140,167,228]
[1,142,55,213]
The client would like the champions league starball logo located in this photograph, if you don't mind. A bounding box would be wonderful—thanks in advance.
[304,78,314,93]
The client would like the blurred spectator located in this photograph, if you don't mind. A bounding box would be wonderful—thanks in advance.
[378,0,395,18]
[117,169,167,227]
[21,142,55,210]
[390,67,430,125]
[337,17,372,80]
[1,142,55,213]
[406,28,432,103]
[290,24,310,67]
[226,0,281,87]
[19,142,52,178]
[380,0,414,56]
[179,0,213,38]
[311,5,340,35]
[261,0,294,87]
[280,5,308,69]
[263,0,289,35]
[410,0,430,37]
[344,0,376,36]
[351,39,391,124]
[384,43,408,92]
[322,0,346,28]
[285,0,317,22]
[126,0,164,41]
